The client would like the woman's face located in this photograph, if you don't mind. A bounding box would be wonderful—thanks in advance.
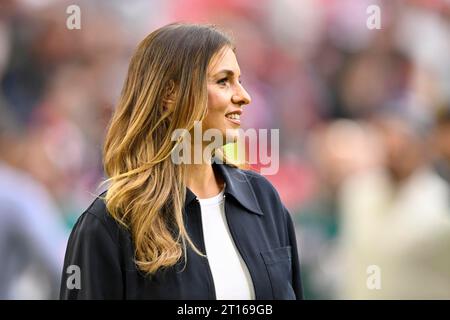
[202,47,252,143]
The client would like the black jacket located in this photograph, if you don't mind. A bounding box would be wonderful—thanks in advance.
[60,162,303,299]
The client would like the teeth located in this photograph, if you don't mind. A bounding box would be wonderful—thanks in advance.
[226,114,240,120]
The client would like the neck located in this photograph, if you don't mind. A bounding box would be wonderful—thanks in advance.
[185,155,224,199]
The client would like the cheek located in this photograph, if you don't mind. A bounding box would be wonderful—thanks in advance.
[207,89,228,112]
[204,90,228,128]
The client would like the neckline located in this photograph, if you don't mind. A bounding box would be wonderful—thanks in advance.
[197,184,226,206]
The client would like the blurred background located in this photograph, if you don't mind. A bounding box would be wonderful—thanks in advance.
[0,0,449,299]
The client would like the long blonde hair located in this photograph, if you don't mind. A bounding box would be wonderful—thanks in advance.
[102,23,236,274]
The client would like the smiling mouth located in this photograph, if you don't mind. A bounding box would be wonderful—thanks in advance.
[225,113,241,125]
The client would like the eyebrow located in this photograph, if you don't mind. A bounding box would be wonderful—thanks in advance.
[213,69,241,77]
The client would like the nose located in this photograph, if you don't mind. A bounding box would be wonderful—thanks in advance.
[231,83,252,106]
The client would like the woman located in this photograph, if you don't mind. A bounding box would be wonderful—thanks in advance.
[60,23,303,300]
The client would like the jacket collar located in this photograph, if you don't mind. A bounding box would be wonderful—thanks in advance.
[185,162,264,216]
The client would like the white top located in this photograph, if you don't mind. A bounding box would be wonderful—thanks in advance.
[198,185,255,300]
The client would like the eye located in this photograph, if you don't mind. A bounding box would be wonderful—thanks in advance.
[217,77,228,85]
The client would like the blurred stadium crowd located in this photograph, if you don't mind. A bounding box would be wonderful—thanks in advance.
[0,0,449,299]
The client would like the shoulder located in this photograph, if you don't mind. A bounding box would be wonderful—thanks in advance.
[234,166,282,202]
[70,192,128,246]
[220,163,289,218]
[223,165,295,245]
[240,167,275,187]
[83,191,110,222]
